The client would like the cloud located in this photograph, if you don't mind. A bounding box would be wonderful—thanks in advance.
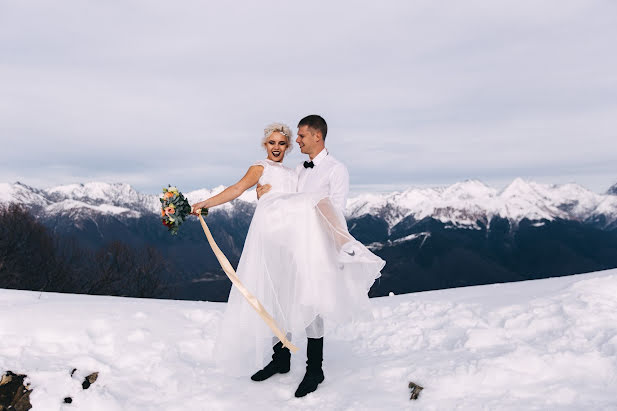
[1,0,616,193]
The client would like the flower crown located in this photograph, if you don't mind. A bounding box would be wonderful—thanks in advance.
[277,126,289,138]
[263,122,292,139]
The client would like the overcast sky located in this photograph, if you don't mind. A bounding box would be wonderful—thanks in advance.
[1,0,616,194]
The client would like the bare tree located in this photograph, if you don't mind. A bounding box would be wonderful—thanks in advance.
[0,204,60,291]
[0,205,169,298]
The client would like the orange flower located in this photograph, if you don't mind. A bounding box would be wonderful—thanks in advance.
[161,209,166,216]
[164,191,174,199]
[165,206,175,215]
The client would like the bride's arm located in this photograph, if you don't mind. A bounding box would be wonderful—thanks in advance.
[192,165,263,212]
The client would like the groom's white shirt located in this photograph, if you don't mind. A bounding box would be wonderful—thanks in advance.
[296,148,350,213]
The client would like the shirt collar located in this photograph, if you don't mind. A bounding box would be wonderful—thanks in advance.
[311,148,328,166]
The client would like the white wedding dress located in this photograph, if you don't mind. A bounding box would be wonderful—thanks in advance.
[213,159,385,376]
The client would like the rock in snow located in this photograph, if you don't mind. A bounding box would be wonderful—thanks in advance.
[1,269,616,410]
[0,371,32,410]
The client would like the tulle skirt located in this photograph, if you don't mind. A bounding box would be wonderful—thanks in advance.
[213,192,385,376]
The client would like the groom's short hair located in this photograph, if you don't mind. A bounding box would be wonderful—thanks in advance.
[298,115,328,141]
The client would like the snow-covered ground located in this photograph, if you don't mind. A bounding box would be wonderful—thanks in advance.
[2,269,617,410]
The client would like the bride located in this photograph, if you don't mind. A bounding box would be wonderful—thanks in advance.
[191,122,384,395]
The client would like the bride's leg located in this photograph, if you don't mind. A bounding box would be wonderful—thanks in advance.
[272,332,292,345]
[305,315,324,338]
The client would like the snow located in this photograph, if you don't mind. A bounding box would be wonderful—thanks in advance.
[367,232,431,251]
[2,179,617,228]
[44,183,136,202]
[0,182,50,208]
[0,182,257,217]
[346,178,617,229]
[594,196,617,224]
[44,200,141,218]
[2,269,616,410]
[44,182,160,214]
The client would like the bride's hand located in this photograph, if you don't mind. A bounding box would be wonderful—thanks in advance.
[256,184,271,200]
[191,201,207,215]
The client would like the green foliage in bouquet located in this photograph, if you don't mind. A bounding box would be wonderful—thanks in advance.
[160,185,207,235]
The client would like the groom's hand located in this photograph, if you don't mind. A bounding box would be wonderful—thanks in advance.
[256,184,271,200]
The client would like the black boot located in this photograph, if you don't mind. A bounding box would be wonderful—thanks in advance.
[294,337,325,397]
[250,341,291,381]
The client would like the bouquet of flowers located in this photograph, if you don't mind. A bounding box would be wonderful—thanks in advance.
[160,185,207,235]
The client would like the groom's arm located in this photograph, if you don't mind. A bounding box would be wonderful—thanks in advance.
[328,163,350,213]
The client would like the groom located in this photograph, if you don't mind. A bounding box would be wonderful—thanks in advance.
[254,114,350,397]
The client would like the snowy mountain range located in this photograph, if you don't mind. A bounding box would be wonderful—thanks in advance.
[2,178,617,231]
[347,178,617,230]
[2,179,617,301]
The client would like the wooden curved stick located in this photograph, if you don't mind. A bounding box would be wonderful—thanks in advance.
[197,213,298,353]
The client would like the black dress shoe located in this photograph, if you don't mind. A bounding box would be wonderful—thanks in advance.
[250,341,290,381]
[294,337,324,397]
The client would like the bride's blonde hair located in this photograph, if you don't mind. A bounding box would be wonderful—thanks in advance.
[262,122,293,152]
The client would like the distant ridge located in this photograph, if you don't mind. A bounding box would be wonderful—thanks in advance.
[2,178,617,230]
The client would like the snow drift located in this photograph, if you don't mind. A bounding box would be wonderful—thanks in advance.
[1,269,616,410]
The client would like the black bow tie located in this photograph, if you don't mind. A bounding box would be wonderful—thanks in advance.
[303,161,314,169]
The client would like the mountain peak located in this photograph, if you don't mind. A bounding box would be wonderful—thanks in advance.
[45,182,138,198]
[14,181,36,189]
[443,179,496,199]
[501,177,534,195]
[608,182,617,196]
